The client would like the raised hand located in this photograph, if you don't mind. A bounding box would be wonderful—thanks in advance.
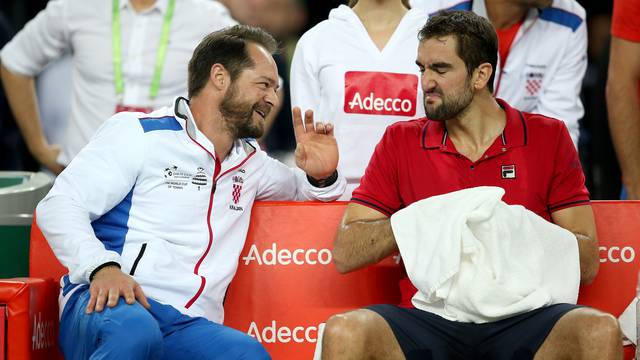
[292,107,338,180]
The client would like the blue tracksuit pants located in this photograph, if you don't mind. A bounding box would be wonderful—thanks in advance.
[58,287,270,360]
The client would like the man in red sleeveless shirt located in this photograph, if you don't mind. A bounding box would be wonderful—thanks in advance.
[322,10,622,360]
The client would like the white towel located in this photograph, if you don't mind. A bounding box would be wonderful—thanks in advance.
[390,186,580,323]
[618,298,637,345]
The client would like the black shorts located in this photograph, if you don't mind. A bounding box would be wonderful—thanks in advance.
[368,303,579,360]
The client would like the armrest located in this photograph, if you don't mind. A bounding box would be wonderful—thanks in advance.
[0,277,62,359]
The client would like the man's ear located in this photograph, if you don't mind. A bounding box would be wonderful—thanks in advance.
[472,62,494,91]
[210,64,230,91]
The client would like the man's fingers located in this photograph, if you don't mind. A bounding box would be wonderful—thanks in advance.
[94,288,107,312]
[134,284,151,309]
[304,110,314,132]
[292,107,304,140]
[123,285,136,305]
[86,288,98,314]
[107,287,119,308]
[316,121,326,134]
[325,123,334,136]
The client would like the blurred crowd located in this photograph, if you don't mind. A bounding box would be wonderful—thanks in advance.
[0,0,631,199]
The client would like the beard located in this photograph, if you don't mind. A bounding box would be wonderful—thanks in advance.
[219,83,270,139]
[424,78,474,121]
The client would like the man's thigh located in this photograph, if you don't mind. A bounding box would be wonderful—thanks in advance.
[161,315,270,360]
[59,287,162,360]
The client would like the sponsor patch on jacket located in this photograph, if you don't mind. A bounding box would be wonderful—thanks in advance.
[344,71,418,116]
[164,165,208,190]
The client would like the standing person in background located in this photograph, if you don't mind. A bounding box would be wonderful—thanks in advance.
[0,0,236,174]
[412,0,587,147]
[607,0,640,200]
[290,0,427,199]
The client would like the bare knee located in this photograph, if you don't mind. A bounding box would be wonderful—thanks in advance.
[323,310,375,347]
[577,312,622,346]
[565,308,623,360]
[322,307,405,360]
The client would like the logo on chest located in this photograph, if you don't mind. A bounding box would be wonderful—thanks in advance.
[163,165,208,190]
[344,71,418,116]
[229,173,244,211]
[501,165,516,179]
[524,71,544,97]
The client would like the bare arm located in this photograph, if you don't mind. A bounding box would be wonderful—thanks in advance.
[606,36,640,199]
[551,205,599,285]
[0,63,63,173]
[333,202,398,274]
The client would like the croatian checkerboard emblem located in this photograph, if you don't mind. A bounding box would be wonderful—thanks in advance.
[231,175,244,204]
[525,72,543,96]
[502,165,516,179]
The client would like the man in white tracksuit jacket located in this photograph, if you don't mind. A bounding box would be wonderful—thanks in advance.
[36,25,345,360]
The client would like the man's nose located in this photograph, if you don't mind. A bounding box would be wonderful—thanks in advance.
[422,75,437,92]
[265,88,278,107]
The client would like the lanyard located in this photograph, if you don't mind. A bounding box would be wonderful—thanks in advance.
[112,0,176,100]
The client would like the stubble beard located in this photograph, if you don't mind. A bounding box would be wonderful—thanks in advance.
[219,83,267,139]
[424,78,474,121]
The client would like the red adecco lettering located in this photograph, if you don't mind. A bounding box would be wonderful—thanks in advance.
[344,71,418,116]
[248,321,325,344]
[599,245,636,263]
[241,243,332,266]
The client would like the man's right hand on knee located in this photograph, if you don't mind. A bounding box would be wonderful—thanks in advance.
[86,264,151,314]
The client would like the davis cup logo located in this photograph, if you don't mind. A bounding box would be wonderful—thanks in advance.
[344,71,418,116]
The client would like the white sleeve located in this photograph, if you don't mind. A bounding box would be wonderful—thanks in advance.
[255,150,346,202]
[534,21,587,147]
[0,0,70,76]
[290,31,321,114]
[36,113,147,284]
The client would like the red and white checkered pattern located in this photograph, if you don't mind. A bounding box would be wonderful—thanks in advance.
[232,184,242,204]
[525,78,542,96]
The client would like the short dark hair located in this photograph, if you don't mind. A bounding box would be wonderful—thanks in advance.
[418,10,498,92]
[188,25,278,97]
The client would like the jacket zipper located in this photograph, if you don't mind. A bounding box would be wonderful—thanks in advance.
[185,157,221,308]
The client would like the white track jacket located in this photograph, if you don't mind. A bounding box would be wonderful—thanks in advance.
[36,97,346,323]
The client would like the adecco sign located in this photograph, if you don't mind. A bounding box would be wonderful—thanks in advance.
[241,243,332,266]
[599,245,636,263]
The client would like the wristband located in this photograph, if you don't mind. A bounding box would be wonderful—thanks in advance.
[89,261,121,282]
[307,170,338,188]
